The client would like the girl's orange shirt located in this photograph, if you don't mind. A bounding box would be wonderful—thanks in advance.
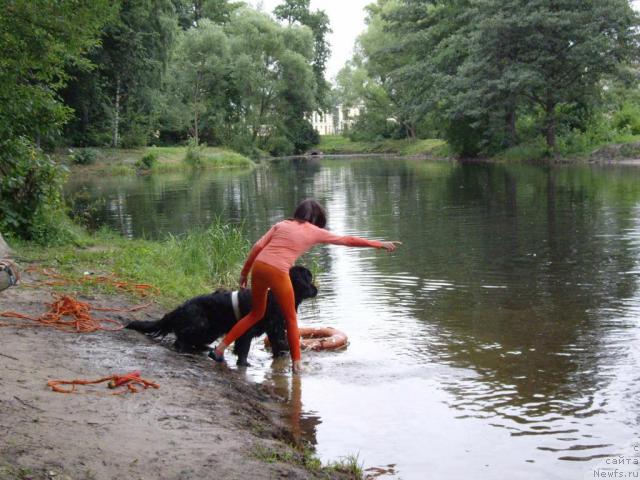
[241,220,384,275]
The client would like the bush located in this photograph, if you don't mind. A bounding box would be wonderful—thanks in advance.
[120,123,150,148]
[285,118,319,154]
[70,148,98,165]
[184,138,204,167]
[136,151,158,170]
[266,136,294,157]
[443,115,486,158]
[612,103,640,135]
[0,137,75,244]
[348,112,399,143]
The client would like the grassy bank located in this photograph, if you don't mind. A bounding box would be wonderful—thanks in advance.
[317,135,449,157]
[318,134,640,163]
[14,221,250,308]
[493,134,640,162]
[59,146,255,176]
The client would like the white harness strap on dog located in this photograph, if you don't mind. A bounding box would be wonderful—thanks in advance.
[231,290,242,321]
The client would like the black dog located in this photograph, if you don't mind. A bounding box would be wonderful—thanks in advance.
[126,266,317,366]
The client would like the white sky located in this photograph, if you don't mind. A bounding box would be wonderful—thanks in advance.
[249,0,371,81]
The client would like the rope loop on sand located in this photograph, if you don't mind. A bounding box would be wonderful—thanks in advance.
[47,371,160,395]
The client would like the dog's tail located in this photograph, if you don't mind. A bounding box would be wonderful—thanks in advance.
[125,311,177,338]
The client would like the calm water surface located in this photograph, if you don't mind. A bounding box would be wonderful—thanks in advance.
[67,158,640,479]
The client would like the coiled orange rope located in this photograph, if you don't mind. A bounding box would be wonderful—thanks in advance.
[47,371,160,395]
[0,294,149,332]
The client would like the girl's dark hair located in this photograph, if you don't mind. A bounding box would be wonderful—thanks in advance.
[292,199,327,228]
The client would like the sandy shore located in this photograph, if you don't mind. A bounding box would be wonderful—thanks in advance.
[0,266,351,480]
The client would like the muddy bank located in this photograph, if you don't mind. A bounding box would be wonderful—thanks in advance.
[589,141,640,164]
[0,266,350,480]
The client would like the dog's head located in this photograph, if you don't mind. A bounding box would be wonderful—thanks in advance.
[289,266,318,305]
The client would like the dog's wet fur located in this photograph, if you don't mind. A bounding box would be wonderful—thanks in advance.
[126,266,318,366]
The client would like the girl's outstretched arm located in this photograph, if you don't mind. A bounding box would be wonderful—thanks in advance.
[314,226,401,252]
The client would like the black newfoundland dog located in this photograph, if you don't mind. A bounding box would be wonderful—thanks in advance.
[126,266,317,366]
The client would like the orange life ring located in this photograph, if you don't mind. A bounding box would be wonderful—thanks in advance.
[264,326,348,351]
[298,326,348,351]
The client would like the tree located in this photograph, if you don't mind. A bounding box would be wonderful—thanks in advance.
[511,0,639,150]
[0,0,115,241]
[0,0,117,145]
[164,8,317,154]
[223,8,317,153]
[377,0,640,154]
[273,0,331,108]
[167,19,230,145]
[172,0,242,28]
[336,0,427,141]
[62,0,178,147]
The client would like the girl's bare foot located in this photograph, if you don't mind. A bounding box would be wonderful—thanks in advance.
[292,360,303,374]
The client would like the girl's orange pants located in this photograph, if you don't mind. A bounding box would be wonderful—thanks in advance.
[221,261,301,362]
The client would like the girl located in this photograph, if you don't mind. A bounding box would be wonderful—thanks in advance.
[210,199,401,373]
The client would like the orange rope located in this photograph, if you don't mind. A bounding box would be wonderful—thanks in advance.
[47,371,160,395]
[24,267,159,297]
[0,294,150,333]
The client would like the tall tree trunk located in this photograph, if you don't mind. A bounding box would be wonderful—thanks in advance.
[113,75,121,148]
[82,104,90,140]
[505,107,517,147]
[544,98,557,152]
[193,73,200,145]
[403,121,416,140]
[194,109,199,145]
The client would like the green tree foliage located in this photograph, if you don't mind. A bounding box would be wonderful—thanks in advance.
[0,0,114,241]
[0,0,117,144]
[62,0,178,147]
[59,0,320,155]
[335,0,420,141]
[165,7,318,155]
[273,0,331,108]
[167,19,229,145]
[172,0,242,28]
[344,0,640,156]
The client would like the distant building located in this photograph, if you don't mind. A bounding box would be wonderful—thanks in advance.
[308,104,363,135]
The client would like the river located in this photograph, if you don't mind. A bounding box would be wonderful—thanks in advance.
[66,157,640,480]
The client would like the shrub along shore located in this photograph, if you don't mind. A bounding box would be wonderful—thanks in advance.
[316,135,450,157]
[316,134,640,162]
[12,222,250,309]
[60,145,255,176]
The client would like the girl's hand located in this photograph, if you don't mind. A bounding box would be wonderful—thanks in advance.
[381,241,402,252]
[239,274,248,288]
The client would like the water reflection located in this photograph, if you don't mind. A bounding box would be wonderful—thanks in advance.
[67,159,640,479]
[261,363,321,447]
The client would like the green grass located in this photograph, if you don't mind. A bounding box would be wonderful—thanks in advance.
[494,141,549,162]
[494,134,640,162]
[58,146,255,176]
[13,220,250,308]
[250,444,363,479]
[0,464,35,480]
[317,135,449,157]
